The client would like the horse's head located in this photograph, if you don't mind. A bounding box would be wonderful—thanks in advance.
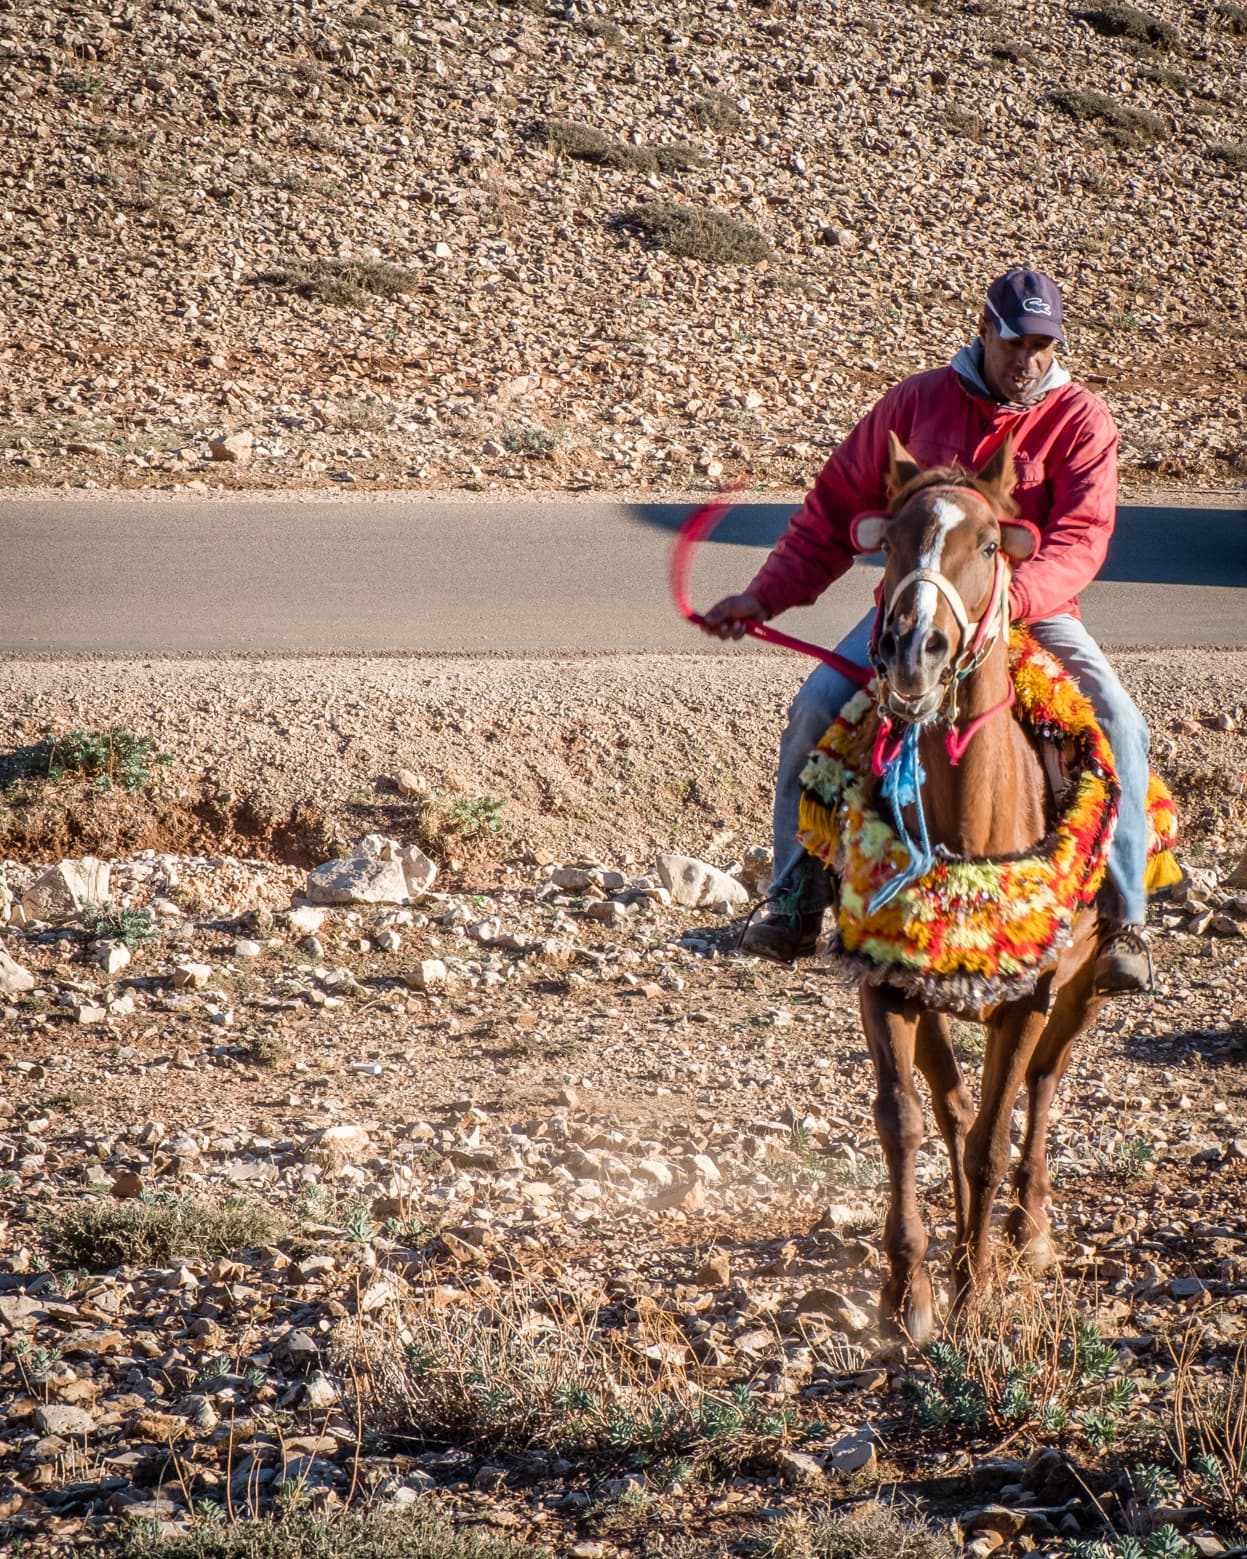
[851,433,1038,723]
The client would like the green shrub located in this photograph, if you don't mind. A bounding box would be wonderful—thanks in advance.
[46,726,171,792]
[1214,2,1247,33]
[1050,87,1168,144]
[80,903,159,950]
[43,1192,281,1272]
[625,201,772,264]
[1077,4,1179,48]
[902,1314,1135,1448]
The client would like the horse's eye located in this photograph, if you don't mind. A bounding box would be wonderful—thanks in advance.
[982,540,998,558]
[880,539,891,555]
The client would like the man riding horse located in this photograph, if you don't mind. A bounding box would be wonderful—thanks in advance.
[701,268,1152,996]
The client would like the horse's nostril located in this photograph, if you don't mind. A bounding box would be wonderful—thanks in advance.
[925,630,949,661]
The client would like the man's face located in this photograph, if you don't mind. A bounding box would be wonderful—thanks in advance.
[978,315,1059,403]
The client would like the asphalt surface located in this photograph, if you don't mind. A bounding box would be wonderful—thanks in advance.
[1,492,1243,654]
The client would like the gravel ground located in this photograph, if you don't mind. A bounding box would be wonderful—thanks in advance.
[2,0,1245,496]
[0,646,1245,1556]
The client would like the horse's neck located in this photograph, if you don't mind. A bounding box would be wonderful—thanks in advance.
[918,643,1048,858]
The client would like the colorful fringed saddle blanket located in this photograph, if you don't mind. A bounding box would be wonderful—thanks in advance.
[798,629,1181,1012]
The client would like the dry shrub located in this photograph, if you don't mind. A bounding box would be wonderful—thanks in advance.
[625,201,771,265]
[337,1274,800,1471]
[692,90,743,131]
[255,257,418,308]
[43,1193,281,1273]
[539,119,705,173]
[1077,3,1179,47]
[1050,87,1168,144]
[1214,2,1247,32]
[1209,141,1247,171]
[989,35,1044,63]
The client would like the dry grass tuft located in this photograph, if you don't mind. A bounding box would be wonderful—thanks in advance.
[117,1504,549,1559]
[760,1499,959,1559]
[625,201,772,265]
[255,257,418,308]
[1170,1334,1247,1529]
[1214,2,1247,32]
[337,1274,803,1472]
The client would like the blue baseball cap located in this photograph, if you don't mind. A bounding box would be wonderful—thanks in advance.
[985,268,1066,346]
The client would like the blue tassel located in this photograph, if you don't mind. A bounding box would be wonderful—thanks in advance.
[869,723,935,912]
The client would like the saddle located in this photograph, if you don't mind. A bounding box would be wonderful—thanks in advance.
[798,629,1180,1013]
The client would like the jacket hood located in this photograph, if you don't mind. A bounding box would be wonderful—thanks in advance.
[951,339,1070,411]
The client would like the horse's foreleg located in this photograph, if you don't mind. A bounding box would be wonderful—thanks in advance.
[915,1012,975,1255]
[1005,950,1105,1268]
[861,985,932,1343]
[955,984,1052,1309]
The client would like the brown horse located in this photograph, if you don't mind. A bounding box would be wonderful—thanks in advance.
[839,433,1106,1342]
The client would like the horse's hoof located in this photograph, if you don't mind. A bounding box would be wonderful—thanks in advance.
[882,1272,934,1345]
[1020,1230,1058,1272]
[1004,1208,1056,1271]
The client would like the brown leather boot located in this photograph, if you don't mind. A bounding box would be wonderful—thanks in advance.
[739,906,824,963]
[1092,924,1152,995]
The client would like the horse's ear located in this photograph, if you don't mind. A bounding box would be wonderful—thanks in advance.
[851,511,890,553]
[1000,519,1040,561]
[885,431,923,498]
[976,433,1018,499]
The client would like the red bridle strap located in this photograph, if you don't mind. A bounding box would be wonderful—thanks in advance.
[671,497,874,685]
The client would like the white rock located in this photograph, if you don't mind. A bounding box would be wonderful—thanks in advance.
[827,1426,879,1473]
[0,877,10,923]
[306,857,410,906]
[656,854,749,909]
[285,906,328,934]
[405,958,447,991]
[398,845,437,895]
[395,768,428,796]
[0,947,36,993]
[35,1403,97,1437]
[21,857,111,923]
[208,428,253,463]
[91,940,131,975]
[233,939,262,958]
[173,962,213,990]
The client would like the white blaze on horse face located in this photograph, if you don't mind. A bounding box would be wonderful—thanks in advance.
[911,497,968,640]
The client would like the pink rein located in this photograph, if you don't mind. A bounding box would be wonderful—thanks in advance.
[670,497,874,684]
[672,493,1016,770]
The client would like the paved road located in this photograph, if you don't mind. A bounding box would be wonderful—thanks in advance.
[1,493,1243,654]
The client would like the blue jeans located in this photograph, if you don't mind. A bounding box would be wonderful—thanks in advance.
[770,612,1150,925]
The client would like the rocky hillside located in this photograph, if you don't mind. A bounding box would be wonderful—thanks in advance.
[2,0,1245,495]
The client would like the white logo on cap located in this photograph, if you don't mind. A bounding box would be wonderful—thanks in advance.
[1022,296,1052,315]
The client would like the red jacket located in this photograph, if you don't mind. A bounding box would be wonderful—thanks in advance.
[747,365,1119,625]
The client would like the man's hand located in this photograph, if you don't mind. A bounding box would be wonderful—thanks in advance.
[700,592,767,639]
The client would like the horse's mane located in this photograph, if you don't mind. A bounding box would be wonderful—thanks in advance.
[889,463,1020,519]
